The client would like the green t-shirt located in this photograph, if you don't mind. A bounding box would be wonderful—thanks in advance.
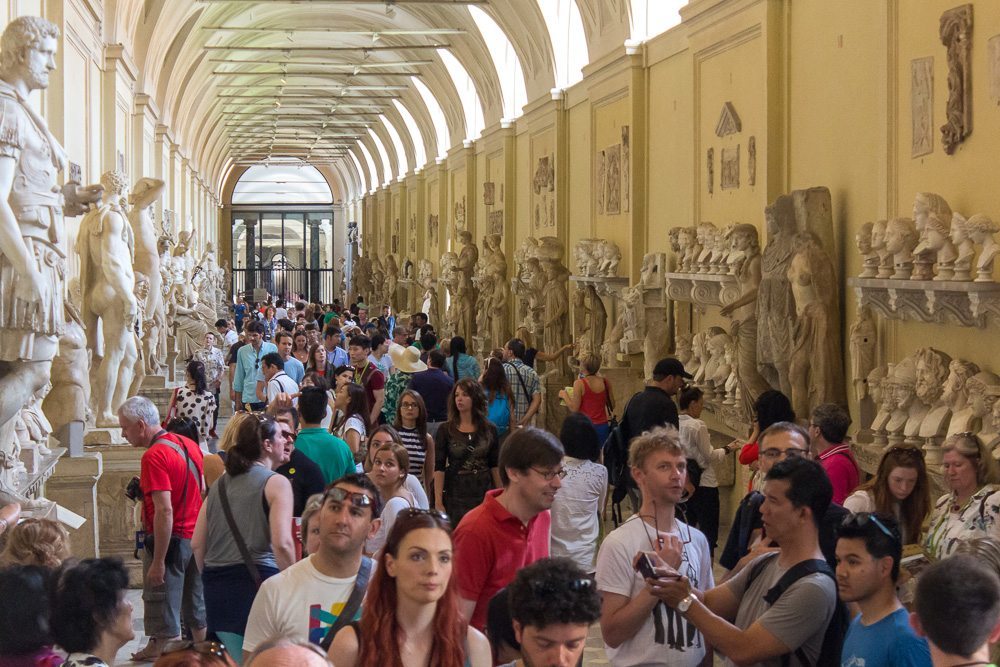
[293,427,355,484]
[323,312,337,325]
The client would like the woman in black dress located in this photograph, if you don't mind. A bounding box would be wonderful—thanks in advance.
[432,378,500,525]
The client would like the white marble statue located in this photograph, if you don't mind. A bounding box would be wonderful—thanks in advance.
[884,217,919,280]
[856,222,880,278]
[128,177,166,373]
[42,300,91,433]
[696,222,718,272]
[618,285,644,354]
[483,233,510,350]
[76,170,140,427]
[870,219,894,279]
[679,226,700,272]
[385,254,400,309]
[966,214,1000,281]
[944,360,983,436]
[913,208,958,280]
[456,230,479,339]
[597,239,622,276]
[912,192,953,280]
[573,239,600,276]
[950,212,976,281]
[849,305,877,402]
[915,347,953,441]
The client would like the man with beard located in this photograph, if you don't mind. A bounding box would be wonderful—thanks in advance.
[242,474,381,661]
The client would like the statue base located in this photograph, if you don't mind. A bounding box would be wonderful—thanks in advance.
[84,428,126,446]
[85,443,145,585]
[46,451,103,558]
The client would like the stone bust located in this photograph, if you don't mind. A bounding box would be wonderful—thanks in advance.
[965,214,1000,281]
[950,212,976,281]
[884,217,919,280]
[944,359,982,436]
[856,221,879,278]
[912,192,953,280]
[915,347,953,438]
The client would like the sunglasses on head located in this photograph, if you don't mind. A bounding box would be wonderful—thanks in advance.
[841,512,901,545]
[162,640,228,659]
[397,506,451,525]
[323,486,374,508]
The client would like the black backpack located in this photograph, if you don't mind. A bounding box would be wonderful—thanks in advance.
[602,422,633,526]
[746,553,850,667]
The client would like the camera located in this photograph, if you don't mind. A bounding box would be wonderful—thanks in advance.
[125,476,143,502]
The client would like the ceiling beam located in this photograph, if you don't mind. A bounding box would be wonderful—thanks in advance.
[210,70,417,78]
[208,58,433,67]
[203,44,448,51]
[201,27,465,35]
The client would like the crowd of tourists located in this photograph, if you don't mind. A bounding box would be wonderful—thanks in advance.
[0,295,998,667]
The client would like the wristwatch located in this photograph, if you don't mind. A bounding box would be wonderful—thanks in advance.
[677,593,696,613]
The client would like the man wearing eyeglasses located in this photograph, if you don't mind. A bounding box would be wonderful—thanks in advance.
[836,513,931,667]
[233,320,277,412]
[242,474,381,662]
[655,457,838,667]
[453,427,564,632]
[596,426,714,667]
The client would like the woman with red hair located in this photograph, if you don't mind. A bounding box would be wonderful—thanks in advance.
[327,509,491,667]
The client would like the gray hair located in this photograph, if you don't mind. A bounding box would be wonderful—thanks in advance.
[117,396,160,427]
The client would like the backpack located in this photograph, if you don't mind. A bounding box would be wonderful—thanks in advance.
[602,396,635,526]
[746,553,850,667]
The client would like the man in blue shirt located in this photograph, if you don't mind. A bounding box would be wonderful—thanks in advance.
[255,330,304,396]
[232,320,277,411]
[323,325,349,369]
[837,513,931,667]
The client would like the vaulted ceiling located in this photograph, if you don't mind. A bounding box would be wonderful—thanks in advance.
[103,0,680,202]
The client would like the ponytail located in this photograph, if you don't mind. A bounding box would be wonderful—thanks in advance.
[224,416,278,476]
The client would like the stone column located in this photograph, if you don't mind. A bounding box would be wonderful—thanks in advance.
[245,217,257,294]
[45,453,103,558]
[309,218,321,301]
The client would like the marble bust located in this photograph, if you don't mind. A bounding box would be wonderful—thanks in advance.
[965,214,1000,282]
[870,219,894,279]
[912,192,953,280]
[884,217,919,280]
[945,360,983,436]
[950,212,976,281]
[856,222,879,278]
[913,210,958,280]
[915,347,953,439]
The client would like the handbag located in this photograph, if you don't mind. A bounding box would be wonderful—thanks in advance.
[161,387,180,429]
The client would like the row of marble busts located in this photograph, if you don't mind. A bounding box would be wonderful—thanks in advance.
[676,328,740,406]
[866,347,1000,455]
[573,238,622,277]
[668,222,752,276]
[856,192,1000,282]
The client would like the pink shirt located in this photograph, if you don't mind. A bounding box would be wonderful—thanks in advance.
[452,489,550,630]
[818,443,859,505]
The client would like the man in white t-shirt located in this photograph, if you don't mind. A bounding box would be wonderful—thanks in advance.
[678,386,730,556]
[259,352,300,407]
[274,299,288,321]
[215,319,239,357]
[242,474,381,662]
[595,425,714,667]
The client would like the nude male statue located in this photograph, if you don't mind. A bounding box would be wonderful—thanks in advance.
[0,17,101,448]
[76,170,139,426]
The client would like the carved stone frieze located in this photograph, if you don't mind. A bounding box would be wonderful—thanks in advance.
[665,272,740,312]
[850,276,1000,328]
[939,4,973,155]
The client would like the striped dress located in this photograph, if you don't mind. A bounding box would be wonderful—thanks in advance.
[397,425,428,482]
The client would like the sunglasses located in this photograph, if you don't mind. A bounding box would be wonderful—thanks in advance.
[323,486,374,509]
[161,640,228,659]
[397,507,451,525]
[841,512,901,545]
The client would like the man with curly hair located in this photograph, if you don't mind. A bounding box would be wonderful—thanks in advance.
[500,557,601,667]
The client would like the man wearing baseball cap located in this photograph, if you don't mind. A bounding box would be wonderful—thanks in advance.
[617,358,692,444]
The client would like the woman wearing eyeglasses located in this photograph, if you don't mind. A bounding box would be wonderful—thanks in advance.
[844,445,930,545]
[394,389,435,486]
[192,415,296,662]
[365,440,416,556]
[433,379,501,525]
[327,509,492,667]
[925,432,1000,559]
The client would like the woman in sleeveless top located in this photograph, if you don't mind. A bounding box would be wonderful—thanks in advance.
[292,331,310,366]
[393,389,435,485]
[558,355,613,443]
[328,510,492,667]
[363,426,429,510]
[433,379,501,525]
[333,382,371,466]
[192,415,295,658]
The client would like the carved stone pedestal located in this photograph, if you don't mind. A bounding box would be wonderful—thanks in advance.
[665,272,740,312]
[86,443,144,585]
[850,277,1000,328]
[46,452,103,558]
[84,428,126,446]
[143,374,166,389]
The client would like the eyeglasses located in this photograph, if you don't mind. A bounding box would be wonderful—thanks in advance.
[323,486,374,509]
[161,640,228,659]
[760,447,808,460]
[841,512,901,546]
[531,467,568,481]
[400,401,420,410]
[397,507,451,525]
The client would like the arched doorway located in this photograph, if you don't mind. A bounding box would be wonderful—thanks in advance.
[230,160,336,303]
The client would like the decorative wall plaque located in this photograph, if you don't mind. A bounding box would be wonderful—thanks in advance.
[939,4,973,155]
[604,144,621,215]
[721,145,740,190]
[488,210,504,236]
[715,101,742,137]
[911,56,934,158]
[596,149,606,214]
[483,181,495,206]
[989,34,1000,104]
[622,126,631,213]
[748,136,756,186]
[707,148,714,195]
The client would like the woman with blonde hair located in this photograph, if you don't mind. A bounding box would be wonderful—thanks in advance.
[201,411,256,488]
[0,518,70,568]
[925,432,1000,559]
[844,444,931,544]
[365,440,415,555]
[558,353,614,443]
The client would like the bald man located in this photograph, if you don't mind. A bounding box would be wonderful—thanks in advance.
[245,639,332,667]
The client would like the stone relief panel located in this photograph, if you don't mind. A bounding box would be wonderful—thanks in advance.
[533,155,555,230]
[939,3,973,155]
[408,214,417,254]
[715,101,743,137]
[707,148,714,194]
[604,144,621,215]
[748,136,756,186]
[911,56,934,158]
[721,146,740,190]
[483,181,495,206]
[989,34,1000,104]
[596,149,606,214]
[622,125,631,213]
[428,214,439,248]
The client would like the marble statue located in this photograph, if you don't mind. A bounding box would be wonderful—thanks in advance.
[787,231,844,418]
[524,257,547,335]
[597,239,622,276]
[914,208,959,280]
[668,227,682,256]
[43,300,91,433]
[691,331,709,387]
[696,222,718,272]
[384,254,399,308]
[639,252,666,289]
[724,344,740,405]
[417,258,434,288]
[966,214,1000,281]
[868,366,891,441]
[542,257,570,373]
[402,258,414,282]
[707,333,733,400]
[573,239,601,276]
[76,170,140,427]
[456,230,478,339]
[950,212,976,281]
[421,284,440,329]
[719,223,772,416]
[353,254,373,302]
[915,347,954,441]
[886,357,919,444]
[129,273,149,396]
[870,219,894,279]
[169,289,210,361]
[856,222,880,278]
[370,256,386,307]
[618,285,644,354]
[710,225,733,274]
[17,387,51,457]
[439,251,460,334]
[884,217,919,280]
[676,333,693,369]
[679,226,700,272]
[912,192,953,280]
[967,371,1000,445]
[944,360,982,436]
[128,177,166,373]
[483,234,510,350]
[756,195,797,395]
[337,257,347,301]
[701,328,730,395]
[849,306,877,402]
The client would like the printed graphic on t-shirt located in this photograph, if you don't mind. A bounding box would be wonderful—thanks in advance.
[308,600,351,644]
[656,547,704,651]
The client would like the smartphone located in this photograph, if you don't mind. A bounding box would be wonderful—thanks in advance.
[635,552,658,579]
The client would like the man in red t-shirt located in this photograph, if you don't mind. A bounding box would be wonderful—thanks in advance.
[348,333,385,423]
[452,427,564,631]
[808,402,860,504]
[119,396,206,659]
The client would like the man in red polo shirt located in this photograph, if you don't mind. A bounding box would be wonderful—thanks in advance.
[118,396,206,660]
[452,426,564,630]
[808,402,859,504]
